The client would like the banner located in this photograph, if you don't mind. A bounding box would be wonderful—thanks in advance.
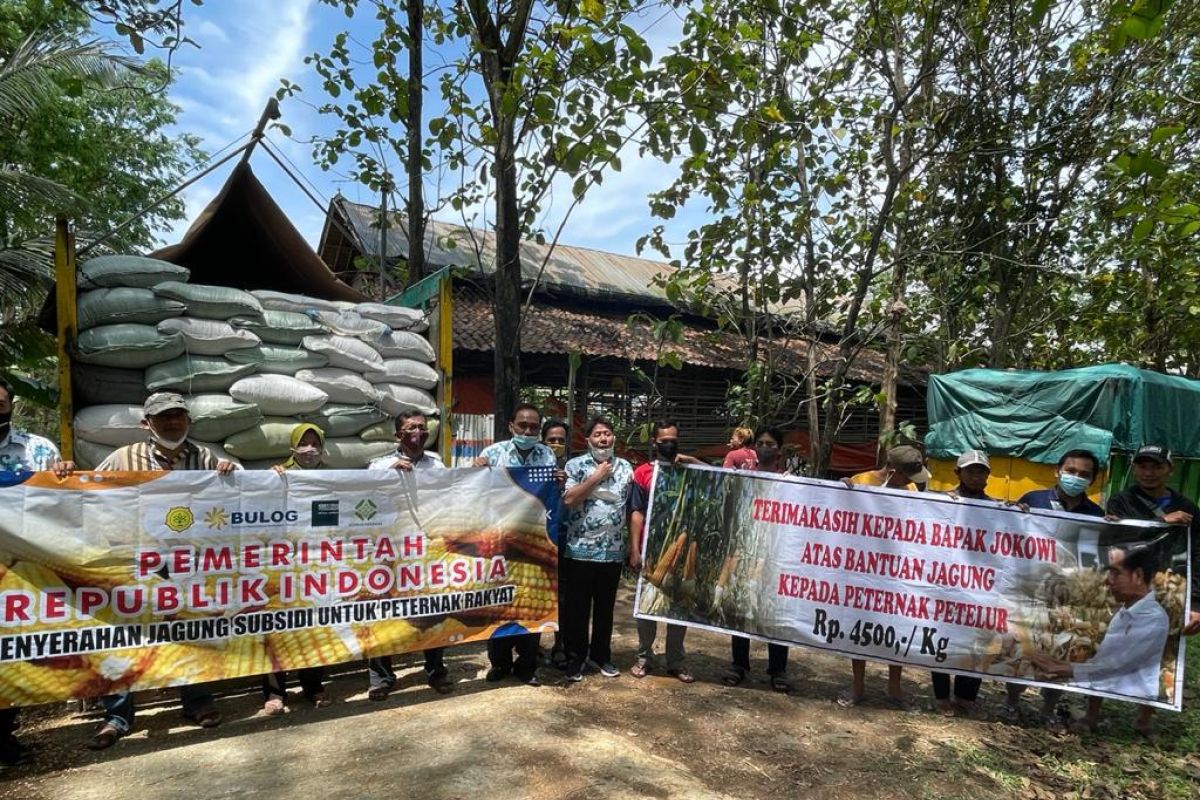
[0,466,560,707]
[635,465,1190,710]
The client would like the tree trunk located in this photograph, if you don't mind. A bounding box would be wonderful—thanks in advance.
[405,0,426,287]
[492,116,522,438]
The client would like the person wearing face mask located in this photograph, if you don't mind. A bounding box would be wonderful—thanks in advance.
[257,424,334,715]
[838,445,930,709]
[629,419,700,682]
[722,426,794,692]
[364,411,455,698]
[1002,449,1105,727]
[0,378,74,767]
[541,419,571,669]
[561,416,634,682]
[83,392,237,750]
[474,403,557,686]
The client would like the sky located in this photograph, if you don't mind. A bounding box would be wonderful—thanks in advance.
[159,0,703,262]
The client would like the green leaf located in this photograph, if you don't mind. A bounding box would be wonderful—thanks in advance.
[1132,218,1155,241]
[1149,124,1185,146]
[581,0,604,23]
[1031,0,1053,25]
[688,127,707,156]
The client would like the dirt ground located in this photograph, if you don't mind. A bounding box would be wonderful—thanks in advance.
[3,584,1199,800]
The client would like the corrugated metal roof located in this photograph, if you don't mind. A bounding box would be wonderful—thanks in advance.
[334,197,804,313]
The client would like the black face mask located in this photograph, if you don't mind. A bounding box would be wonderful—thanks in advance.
[655,440,678,461]
[0,411,11,437]
[755,445,778,463]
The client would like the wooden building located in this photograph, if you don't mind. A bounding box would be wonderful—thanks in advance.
[318,197,927,472]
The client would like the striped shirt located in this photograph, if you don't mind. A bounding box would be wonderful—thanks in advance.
[96,439,218,472]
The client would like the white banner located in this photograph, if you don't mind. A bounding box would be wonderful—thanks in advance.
[635,465,1190,710]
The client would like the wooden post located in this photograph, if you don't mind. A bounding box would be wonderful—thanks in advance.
[53,216,78,460]
[437,271,454,465]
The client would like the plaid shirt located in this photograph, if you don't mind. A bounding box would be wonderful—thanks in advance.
[96,439,217,472]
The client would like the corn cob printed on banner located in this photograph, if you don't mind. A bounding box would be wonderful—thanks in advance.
[0,466,560,707]
[635,464,1190,711]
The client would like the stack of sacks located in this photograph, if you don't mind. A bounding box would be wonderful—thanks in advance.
[70,255,439,469]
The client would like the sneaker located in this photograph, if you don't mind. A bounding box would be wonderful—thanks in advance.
[598,662,620,678]
[485,667,510,683]
[565,670,584,683]
[516,672,541,687]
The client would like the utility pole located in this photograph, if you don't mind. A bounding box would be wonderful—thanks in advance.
[379,172,391,301]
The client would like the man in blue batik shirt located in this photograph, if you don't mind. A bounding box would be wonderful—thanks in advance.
[474,403,556,686]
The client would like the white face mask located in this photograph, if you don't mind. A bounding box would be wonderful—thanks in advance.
[292,445,323,469]
[589,444,613,463]
[149,420,188,450]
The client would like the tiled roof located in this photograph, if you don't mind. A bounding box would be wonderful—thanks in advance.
[452,295,924,386]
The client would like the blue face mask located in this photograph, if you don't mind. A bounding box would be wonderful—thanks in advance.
[511,433,540,449]
[1058,473,1090,497]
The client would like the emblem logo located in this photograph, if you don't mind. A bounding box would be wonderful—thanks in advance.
[164,506,194,533]
[354,499,378,521]
[205,507,230,530]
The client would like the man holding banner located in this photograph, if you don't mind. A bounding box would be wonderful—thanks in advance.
[474,403,556,686]
[838,445,930,709]
[88,391,237,750]
[0,378,72,766]
[365,410,454,699]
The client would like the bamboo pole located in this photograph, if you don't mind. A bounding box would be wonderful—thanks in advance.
[53,216,77,461]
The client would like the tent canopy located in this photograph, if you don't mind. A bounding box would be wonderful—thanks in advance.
[925,364,1200,466]
[149,162,365,301]
[40,162,365,330]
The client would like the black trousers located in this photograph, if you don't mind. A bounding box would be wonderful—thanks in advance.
[731,637,789,675]
[560,557,623,670]
[486,634,539,678]
[369,648,447,689]
[931,672,981,702]
[262,667,325,700]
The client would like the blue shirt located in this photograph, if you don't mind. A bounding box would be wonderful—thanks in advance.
[1018,488,1105,517]
[0,430,60,472]
[478,439,557,467]
[562,454,633,563]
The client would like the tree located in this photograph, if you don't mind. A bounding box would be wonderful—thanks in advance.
[643,0,953,475]
[298,0,654,436]
[0,1,207,395]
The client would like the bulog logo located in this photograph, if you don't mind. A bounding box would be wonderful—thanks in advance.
[204,507,299,530]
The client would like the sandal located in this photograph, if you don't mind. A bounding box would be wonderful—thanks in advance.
[263,697,286,716]
[836,691,864,708]
[630,658,650,679]
[367,685,391,702]
[667,667,695,684]
[185,707,222,728]
[769,675,792,693]
[308,692,332,708]
[86,723,124,751]
[428,674,454,695]
[720,667,747,687]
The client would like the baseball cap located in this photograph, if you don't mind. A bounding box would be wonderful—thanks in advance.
[887,445,931,483]
[143,391,188,417]
[956,449,990,470]
[1132,444,1171,465]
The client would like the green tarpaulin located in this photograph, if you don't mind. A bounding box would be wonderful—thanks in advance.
[925,364,1200,466]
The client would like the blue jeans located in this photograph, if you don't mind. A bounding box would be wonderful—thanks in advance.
[101,684,214,733]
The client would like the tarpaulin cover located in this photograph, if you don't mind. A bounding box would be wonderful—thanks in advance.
[925,364,1200,466]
